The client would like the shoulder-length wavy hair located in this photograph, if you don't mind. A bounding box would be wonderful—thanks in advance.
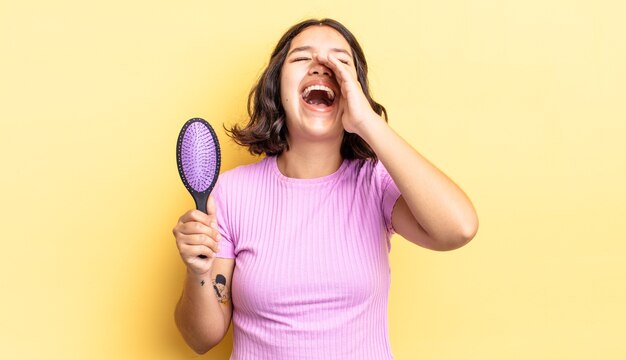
[226,18,388,160]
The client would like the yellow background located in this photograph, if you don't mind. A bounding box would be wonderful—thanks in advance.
[1,0,625,358]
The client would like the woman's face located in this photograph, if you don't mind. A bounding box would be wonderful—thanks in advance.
[280,25,356,144]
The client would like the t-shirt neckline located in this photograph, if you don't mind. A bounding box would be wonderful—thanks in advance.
[268,155,349,185]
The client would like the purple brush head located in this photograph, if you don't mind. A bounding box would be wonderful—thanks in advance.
[176,118,221,213]
[180,121,219,192]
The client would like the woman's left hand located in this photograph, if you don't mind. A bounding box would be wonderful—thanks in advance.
[316,54,382,135]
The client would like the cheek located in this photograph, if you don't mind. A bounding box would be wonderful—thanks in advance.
[280,88,293,113]
[280,77,300,110]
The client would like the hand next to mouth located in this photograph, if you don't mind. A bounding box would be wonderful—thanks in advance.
[316,53,383,136]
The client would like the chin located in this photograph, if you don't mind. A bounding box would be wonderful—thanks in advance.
[301,123,344,142]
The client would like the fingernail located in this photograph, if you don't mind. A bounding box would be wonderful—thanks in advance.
[210,221,217,229]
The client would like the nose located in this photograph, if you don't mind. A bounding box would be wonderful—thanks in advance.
[309,59,333,77]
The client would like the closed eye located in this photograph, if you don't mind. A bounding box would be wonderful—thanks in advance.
[292,57,311,62]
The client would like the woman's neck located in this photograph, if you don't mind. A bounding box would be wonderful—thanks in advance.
[276,139,343,179]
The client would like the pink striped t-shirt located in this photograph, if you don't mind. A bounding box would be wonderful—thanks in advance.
[214,156,401,360]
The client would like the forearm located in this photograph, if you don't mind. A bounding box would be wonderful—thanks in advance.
[175,270,227,354]
[357,116,478,244]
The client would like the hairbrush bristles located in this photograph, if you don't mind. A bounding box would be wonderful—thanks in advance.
[180,122,218,192]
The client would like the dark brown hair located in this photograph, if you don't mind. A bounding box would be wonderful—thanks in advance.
[226,18,388,160]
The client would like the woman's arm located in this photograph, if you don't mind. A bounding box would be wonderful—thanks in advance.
[358,120,478,250]
[173,198,235,353]
[175,257,235,353]
[322,54,478,250]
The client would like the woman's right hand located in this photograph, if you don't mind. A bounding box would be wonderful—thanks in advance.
[172,195,221,275]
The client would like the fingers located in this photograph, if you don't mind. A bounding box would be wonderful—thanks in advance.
[185,250,213,267]
[178,208,216,229]
[181,244,214,274]
[317,53,356,85]
[173,216,222,253]
[181,243,216,258]
[320,53,343,78]
[174,202,222,274]
[176,220,219,237]
[173,205,222,255]
[179,238,220,258]
[175,232,220,270]
[177,232,220,250]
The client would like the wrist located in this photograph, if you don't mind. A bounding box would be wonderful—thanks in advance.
[354,113,387,143]
[186,266,212,280]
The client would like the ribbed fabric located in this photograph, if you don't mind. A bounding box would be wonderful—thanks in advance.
[214,156,401,360]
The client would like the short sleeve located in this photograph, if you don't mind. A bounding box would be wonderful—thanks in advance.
[213,178,236,259]
[374,160,402,235]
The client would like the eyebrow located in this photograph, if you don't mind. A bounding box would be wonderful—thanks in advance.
[287,46,351,57]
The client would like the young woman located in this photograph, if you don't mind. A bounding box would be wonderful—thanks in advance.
[173,18,478,359]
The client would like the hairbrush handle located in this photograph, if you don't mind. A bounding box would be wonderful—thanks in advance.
[194,191,209,214]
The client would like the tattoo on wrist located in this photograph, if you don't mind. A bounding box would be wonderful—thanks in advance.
[212,274,230,304]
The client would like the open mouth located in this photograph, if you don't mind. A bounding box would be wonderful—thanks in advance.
[301,85,336,108]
